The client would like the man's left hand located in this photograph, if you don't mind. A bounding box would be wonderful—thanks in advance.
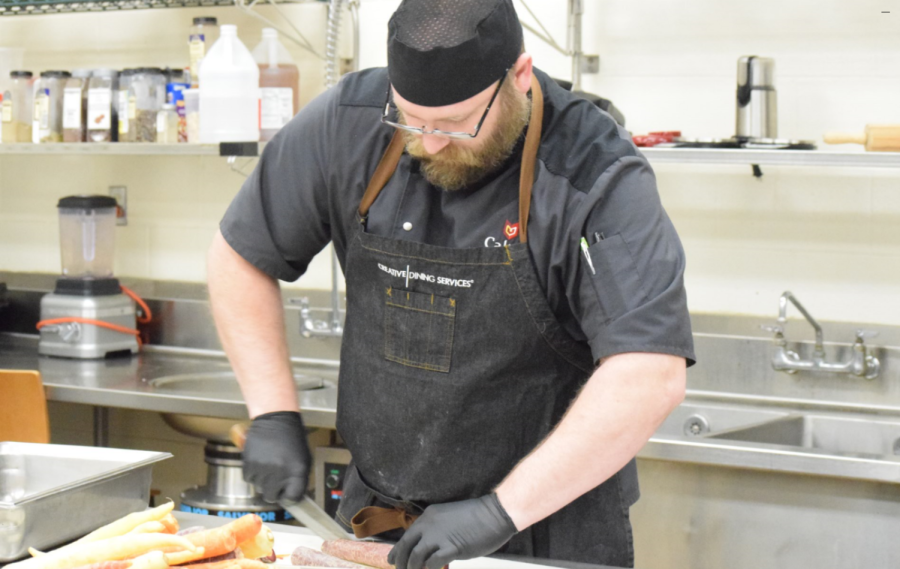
[388,494,518,569]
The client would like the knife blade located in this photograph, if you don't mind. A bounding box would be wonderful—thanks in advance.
[282,496,352,541]
[230,423,353,541]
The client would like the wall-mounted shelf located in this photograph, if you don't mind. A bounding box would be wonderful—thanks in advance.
[0,0,309,16]
[640,148,900,169]
[0,142,261,156]
[2,143,900,169]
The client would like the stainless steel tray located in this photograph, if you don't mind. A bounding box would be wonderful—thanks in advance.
[0,442,171,562]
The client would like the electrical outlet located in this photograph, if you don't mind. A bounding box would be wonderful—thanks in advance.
[109,186,127,226]
[581,55,600,74]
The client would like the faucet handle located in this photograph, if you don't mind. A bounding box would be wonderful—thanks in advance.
[760,324,784,335]
[855,329,879,343]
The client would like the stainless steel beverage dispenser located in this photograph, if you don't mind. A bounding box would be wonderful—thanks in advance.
[736,56,777,141]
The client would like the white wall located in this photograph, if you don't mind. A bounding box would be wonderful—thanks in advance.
[1,0,899,321]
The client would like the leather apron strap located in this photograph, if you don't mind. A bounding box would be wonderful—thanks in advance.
[349,75,545,540]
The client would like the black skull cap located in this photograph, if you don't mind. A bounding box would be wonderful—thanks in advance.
[388,0,523,107]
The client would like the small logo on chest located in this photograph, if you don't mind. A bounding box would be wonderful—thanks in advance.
[485,220,519,248]
[504,220,519,240]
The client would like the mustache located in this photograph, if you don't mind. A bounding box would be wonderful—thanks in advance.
[400,83,531,191]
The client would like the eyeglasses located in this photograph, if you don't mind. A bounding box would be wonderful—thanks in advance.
[380,69,509,140]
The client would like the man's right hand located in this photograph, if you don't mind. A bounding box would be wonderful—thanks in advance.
[242,411,312,503]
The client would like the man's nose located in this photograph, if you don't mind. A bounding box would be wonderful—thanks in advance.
[421,133,450,155]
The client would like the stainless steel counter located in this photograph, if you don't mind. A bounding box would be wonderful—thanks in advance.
[0,333,339,429]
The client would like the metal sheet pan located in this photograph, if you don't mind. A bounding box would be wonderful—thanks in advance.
[0,442,171,562]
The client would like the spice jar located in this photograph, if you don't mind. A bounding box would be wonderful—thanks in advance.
[189,17,219,88]
[156,103,178,144]
[117,69,134,142]
[62,69,91,143]
[2,70,34,143]
[131,67,165,142]
[184,88,199,143]
[87,69,118,143]
[33,70,70,144]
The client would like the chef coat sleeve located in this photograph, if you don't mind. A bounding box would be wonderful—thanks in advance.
[219,88,336,282]
[572,155,695,366]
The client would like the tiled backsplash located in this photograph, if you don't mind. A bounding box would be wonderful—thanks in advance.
[1,0,899,324]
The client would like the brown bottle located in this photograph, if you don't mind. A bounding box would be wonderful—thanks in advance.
[253,29,300,142]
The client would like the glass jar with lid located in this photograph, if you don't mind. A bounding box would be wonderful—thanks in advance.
[189,17,219,88]
[62,69,91,143]
[87,69,118,143]
[156,103,178,144]
[117,69,135,142]
[33,70,71,144]
[130,67,165,142]
[2,70,34,143]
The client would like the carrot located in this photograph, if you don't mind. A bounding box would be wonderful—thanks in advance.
[67,563,132,569]
[236,525,273,560]
[181,561,268,569]
[129,552,167,569]
[127,522,167,535]
[177,516,263,565]
[159,514,179,534]
[4,533,199,569]
[75,502,176,544]
[223,516,262,545]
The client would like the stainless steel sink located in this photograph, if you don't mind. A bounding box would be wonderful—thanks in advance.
[655,401,788,438]
[151,371,336,442]
[708,414,900,457]
[149,371,328,396]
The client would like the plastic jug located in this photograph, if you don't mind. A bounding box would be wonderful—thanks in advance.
[199,25,260,143]
[252,28,300,142]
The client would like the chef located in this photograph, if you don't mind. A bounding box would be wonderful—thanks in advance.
[207,0,695,567]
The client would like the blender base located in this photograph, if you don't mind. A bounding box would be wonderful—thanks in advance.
[38,288,139,359]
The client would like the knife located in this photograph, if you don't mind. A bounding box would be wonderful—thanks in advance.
[230,423,353,541]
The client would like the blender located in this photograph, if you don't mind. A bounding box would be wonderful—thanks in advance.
[38,195,140,359]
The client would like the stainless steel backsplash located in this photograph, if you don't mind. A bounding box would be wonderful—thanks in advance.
[3,272,897,406]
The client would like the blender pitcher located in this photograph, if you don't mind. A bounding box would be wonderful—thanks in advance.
[57,195,117,278]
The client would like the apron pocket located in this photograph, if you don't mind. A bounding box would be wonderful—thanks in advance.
[384,288,456,373]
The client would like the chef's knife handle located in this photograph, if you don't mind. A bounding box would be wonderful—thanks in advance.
[230,423,249,450]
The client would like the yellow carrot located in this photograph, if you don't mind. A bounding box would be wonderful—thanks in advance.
[127,522,167,535]
[236,525,273,560]
[129,552,168,569]
[4,533,199,569]
[75,502,176,544]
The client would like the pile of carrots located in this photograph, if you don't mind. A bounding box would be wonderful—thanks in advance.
[6,502,275,569]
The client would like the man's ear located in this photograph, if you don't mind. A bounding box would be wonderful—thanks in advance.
[512,53,534,94]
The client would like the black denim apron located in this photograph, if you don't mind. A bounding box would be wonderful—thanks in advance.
[334,77,637,568]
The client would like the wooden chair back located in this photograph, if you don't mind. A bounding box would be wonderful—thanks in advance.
[0,370,50,443]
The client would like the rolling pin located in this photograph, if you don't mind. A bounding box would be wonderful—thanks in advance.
[824,124,900,152]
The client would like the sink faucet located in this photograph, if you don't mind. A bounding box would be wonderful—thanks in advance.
[763,291,880,380]
[289,248,345,339]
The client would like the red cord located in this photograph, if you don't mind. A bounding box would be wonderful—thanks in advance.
[120,285,153,324]
[36,317,143,347]
[35,286,153,349]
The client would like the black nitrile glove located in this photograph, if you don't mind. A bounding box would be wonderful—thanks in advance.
[242,411,311,503]
[388,494,518,569]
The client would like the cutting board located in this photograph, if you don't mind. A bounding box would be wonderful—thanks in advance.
[270,529,565,569]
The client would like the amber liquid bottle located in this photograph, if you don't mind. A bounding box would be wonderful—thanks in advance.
[253,28,300,142]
